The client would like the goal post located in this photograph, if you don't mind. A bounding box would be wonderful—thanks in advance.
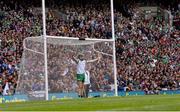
[42,0,48,101]
[110,0,118,97]
[15,0,118,100]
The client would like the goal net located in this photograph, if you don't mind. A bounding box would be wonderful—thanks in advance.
[16,36,115,100]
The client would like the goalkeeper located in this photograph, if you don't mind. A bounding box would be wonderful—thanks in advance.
[72,53,101,98]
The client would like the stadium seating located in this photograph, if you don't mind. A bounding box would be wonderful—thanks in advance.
[0,0,179,95]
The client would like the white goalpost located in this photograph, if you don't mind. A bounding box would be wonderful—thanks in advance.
[16,0,118,100]
[110,0,118,97]
[42,0,49,100]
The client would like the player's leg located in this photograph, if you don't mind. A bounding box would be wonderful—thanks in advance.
[83,84,87,97]
[80,81,84,97]
[77,74,85,97]
[77,81,83,97]
[80,73,85,98]
[77,74,81,97]
[84,84,90,98]
[82,84,86,97]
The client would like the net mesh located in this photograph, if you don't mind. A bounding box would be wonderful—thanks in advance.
[16,36,114,100]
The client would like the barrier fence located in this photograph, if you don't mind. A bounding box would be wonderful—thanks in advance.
[0,90,180,103]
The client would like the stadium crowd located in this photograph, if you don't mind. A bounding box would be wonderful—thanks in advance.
[0,0,179,95]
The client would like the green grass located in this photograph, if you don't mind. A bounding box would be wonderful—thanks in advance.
[0,95,180,111]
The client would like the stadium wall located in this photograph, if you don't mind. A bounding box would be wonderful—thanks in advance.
[0,90,180,103]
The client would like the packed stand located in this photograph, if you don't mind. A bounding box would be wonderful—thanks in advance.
[0,0,42,95]
[116,7,180,94]
[0,0,179,95]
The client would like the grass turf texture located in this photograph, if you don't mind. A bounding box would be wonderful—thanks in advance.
[0,95,180,111]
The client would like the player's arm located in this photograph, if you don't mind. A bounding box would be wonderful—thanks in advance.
[72,56,78,64]
[87,54,101,63]
[87,58,99,63]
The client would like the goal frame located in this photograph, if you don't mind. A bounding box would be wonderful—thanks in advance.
[41,0,117,100]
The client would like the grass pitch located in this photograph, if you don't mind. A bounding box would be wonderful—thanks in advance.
[0,95,180,111]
